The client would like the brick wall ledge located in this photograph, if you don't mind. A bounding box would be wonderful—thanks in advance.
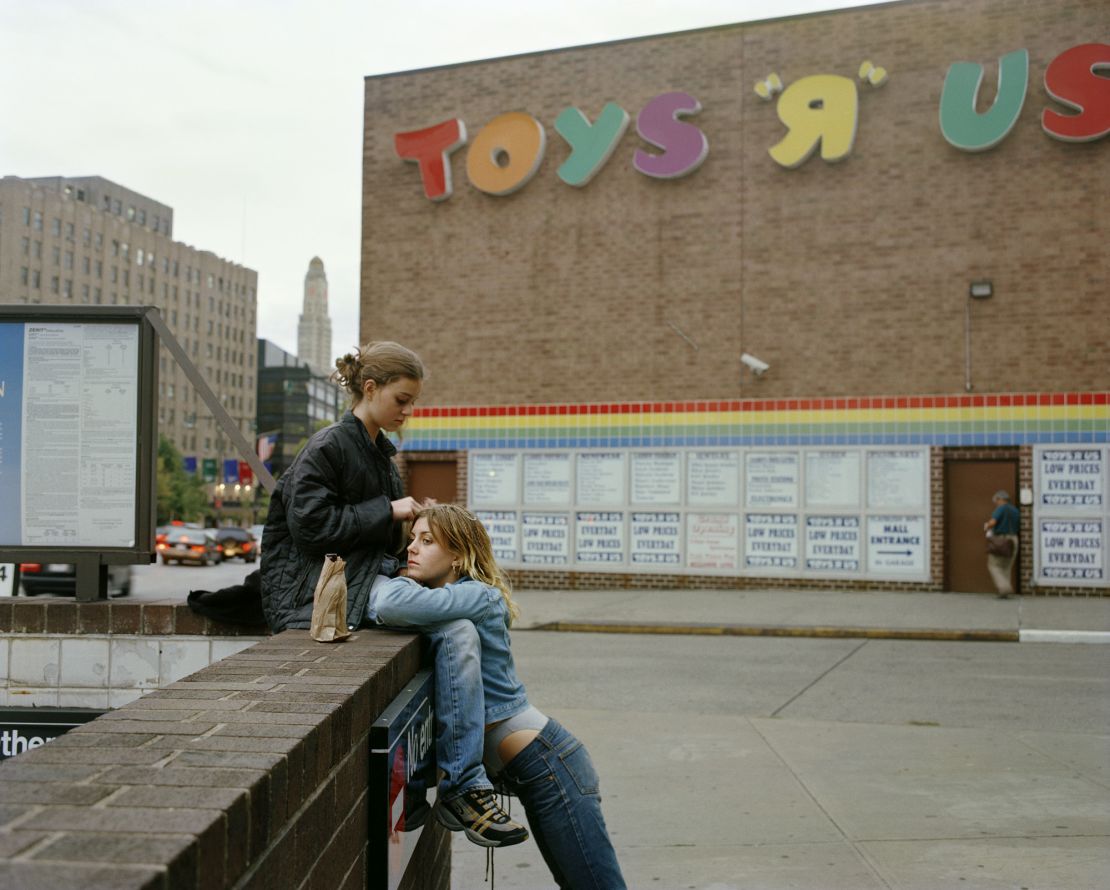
[0,598,270,636]
[0,628,448,890]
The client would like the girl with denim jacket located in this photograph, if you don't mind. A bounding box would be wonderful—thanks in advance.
[370,504,627,890]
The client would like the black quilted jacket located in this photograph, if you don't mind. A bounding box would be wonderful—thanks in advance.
[260,412,403,632]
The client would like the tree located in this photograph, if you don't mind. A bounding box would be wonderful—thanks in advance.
[157,435,209,524]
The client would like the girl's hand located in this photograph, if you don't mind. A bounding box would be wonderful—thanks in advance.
[391,496,422,521]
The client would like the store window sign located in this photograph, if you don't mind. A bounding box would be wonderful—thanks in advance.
[394,42,1105,197]
[1040,449,1103,508]
[1040,520,1103,581]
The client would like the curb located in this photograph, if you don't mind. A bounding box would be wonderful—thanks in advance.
[525,620,1019,643]
[1019,629,1110,644]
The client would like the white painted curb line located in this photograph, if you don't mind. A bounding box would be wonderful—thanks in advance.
[1019,629,1110,644]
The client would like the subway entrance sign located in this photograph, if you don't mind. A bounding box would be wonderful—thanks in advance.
[0,708,106,761]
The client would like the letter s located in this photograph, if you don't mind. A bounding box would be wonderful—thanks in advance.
[633,92,709,179]
[1042,43,1110,142]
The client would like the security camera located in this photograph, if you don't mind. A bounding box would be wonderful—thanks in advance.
[740,353,770,376]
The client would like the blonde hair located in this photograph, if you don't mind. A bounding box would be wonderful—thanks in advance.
[333,341,425,409]
[417,504,520,626]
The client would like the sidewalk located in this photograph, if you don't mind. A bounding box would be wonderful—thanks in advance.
[511,587,1110,643]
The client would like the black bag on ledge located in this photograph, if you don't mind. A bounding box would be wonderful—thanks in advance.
[187,569,267,626]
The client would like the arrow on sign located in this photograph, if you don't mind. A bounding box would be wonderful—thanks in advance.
[877,550,914,556]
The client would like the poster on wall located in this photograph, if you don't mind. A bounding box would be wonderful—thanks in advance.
[630,511,681,565]
[687,451,740,506]
[1039,519,1103,581]
[1039,449,1103,508]
[686,513,739,570]
[745,452,799,509]
[523,453,572,506]
[631,452,681,505]
[476,511,518,562]
[867,515,926,575]
[576,452,626,505]
[744,513,798,568]
[805,451,860,508]
[470,454,519,506]
[866,450,926,510]
[1,322,140,548]
[521,513,569,564]
[805,515,861,571]
[575,512,625,564]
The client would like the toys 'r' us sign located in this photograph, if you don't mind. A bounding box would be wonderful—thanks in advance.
[392,41,1107,200]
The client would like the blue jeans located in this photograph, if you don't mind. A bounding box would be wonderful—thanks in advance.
[425,619,490,801]
[501,718,626,890]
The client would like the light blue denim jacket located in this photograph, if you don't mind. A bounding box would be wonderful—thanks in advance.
[368,576,530,723]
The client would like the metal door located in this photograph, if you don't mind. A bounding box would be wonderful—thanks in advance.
[407,460,459,506]
[944,459,1019,593]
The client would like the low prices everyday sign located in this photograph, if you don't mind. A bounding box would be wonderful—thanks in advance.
[369,670,437,890]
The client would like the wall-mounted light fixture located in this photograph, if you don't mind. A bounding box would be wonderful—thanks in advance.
[965,279,994,392]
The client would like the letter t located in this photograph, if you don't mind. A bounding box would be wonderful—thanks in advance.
[394,119,468,202]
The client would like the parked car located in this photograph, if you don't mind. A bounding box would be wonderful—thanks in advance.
[19,563,132,597]
[214,527,258,563]
[159,528,222,566]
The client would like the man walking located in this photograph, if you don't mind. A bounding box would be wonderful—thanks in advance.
[984,490,1020,598]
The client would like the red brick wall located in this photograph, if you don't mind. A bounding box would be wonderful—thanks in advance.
[361,0,1108,407]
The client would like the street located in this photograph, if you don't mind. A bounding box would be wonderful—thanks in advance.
[452,630,1110,890]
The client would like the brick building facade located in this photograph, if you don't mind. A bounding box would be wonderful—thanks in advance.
[361,0,1108,595]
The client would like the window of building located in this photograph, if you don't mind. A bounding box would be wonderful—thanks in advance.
[51,218,61,236]
[33,211,43,231]
[123,270,130,287]
[103,195,111,211]
[52,246,60,265]
[64,250,73,269]
[95,233,103,249]
[112,199,121,215]
[127,206,135,221]
[32,271,40,289]
[95,260,102,278]
[121,243,129,261]
[94,287,101,304]
[83,227,91,246]
[81,284,90,303]
[136,248,144,266]
[138,209,146,225]
[21,236,29,255]
[65,222,74,240]
[82,256,90,274]
[76,189,85,202]
[33,240,42,259]
[22,207,30,225]
[51,276,59,294]
[20,267,28,286]
[63,279,72,297]
[111,267,118,283]
[207,273,214,289]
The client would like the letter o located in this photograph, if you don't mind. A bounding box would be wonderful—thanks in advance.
[466,112,547,195]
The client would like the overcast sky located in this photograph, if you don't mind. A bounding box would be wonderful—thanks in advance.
[0,0,884,357]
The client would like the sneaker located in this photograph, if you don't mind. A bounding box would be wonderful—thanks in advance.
[436,788,529,848]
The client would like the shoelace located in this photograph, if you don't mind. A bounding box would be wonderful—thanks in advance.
[483,787,513,888]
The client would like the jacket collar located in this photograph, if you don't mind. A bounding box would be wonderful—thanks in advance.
[341,411,398,458]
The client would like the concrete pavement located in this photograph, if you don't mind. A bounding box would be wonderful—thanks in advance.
[451,598,1110,889]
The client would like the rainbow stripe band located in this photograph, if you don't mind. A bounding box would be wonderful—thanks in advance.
[399,392,1110,451]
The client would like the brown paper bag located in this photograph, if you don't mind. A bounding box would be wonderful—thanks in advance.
[310,554,351,642]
